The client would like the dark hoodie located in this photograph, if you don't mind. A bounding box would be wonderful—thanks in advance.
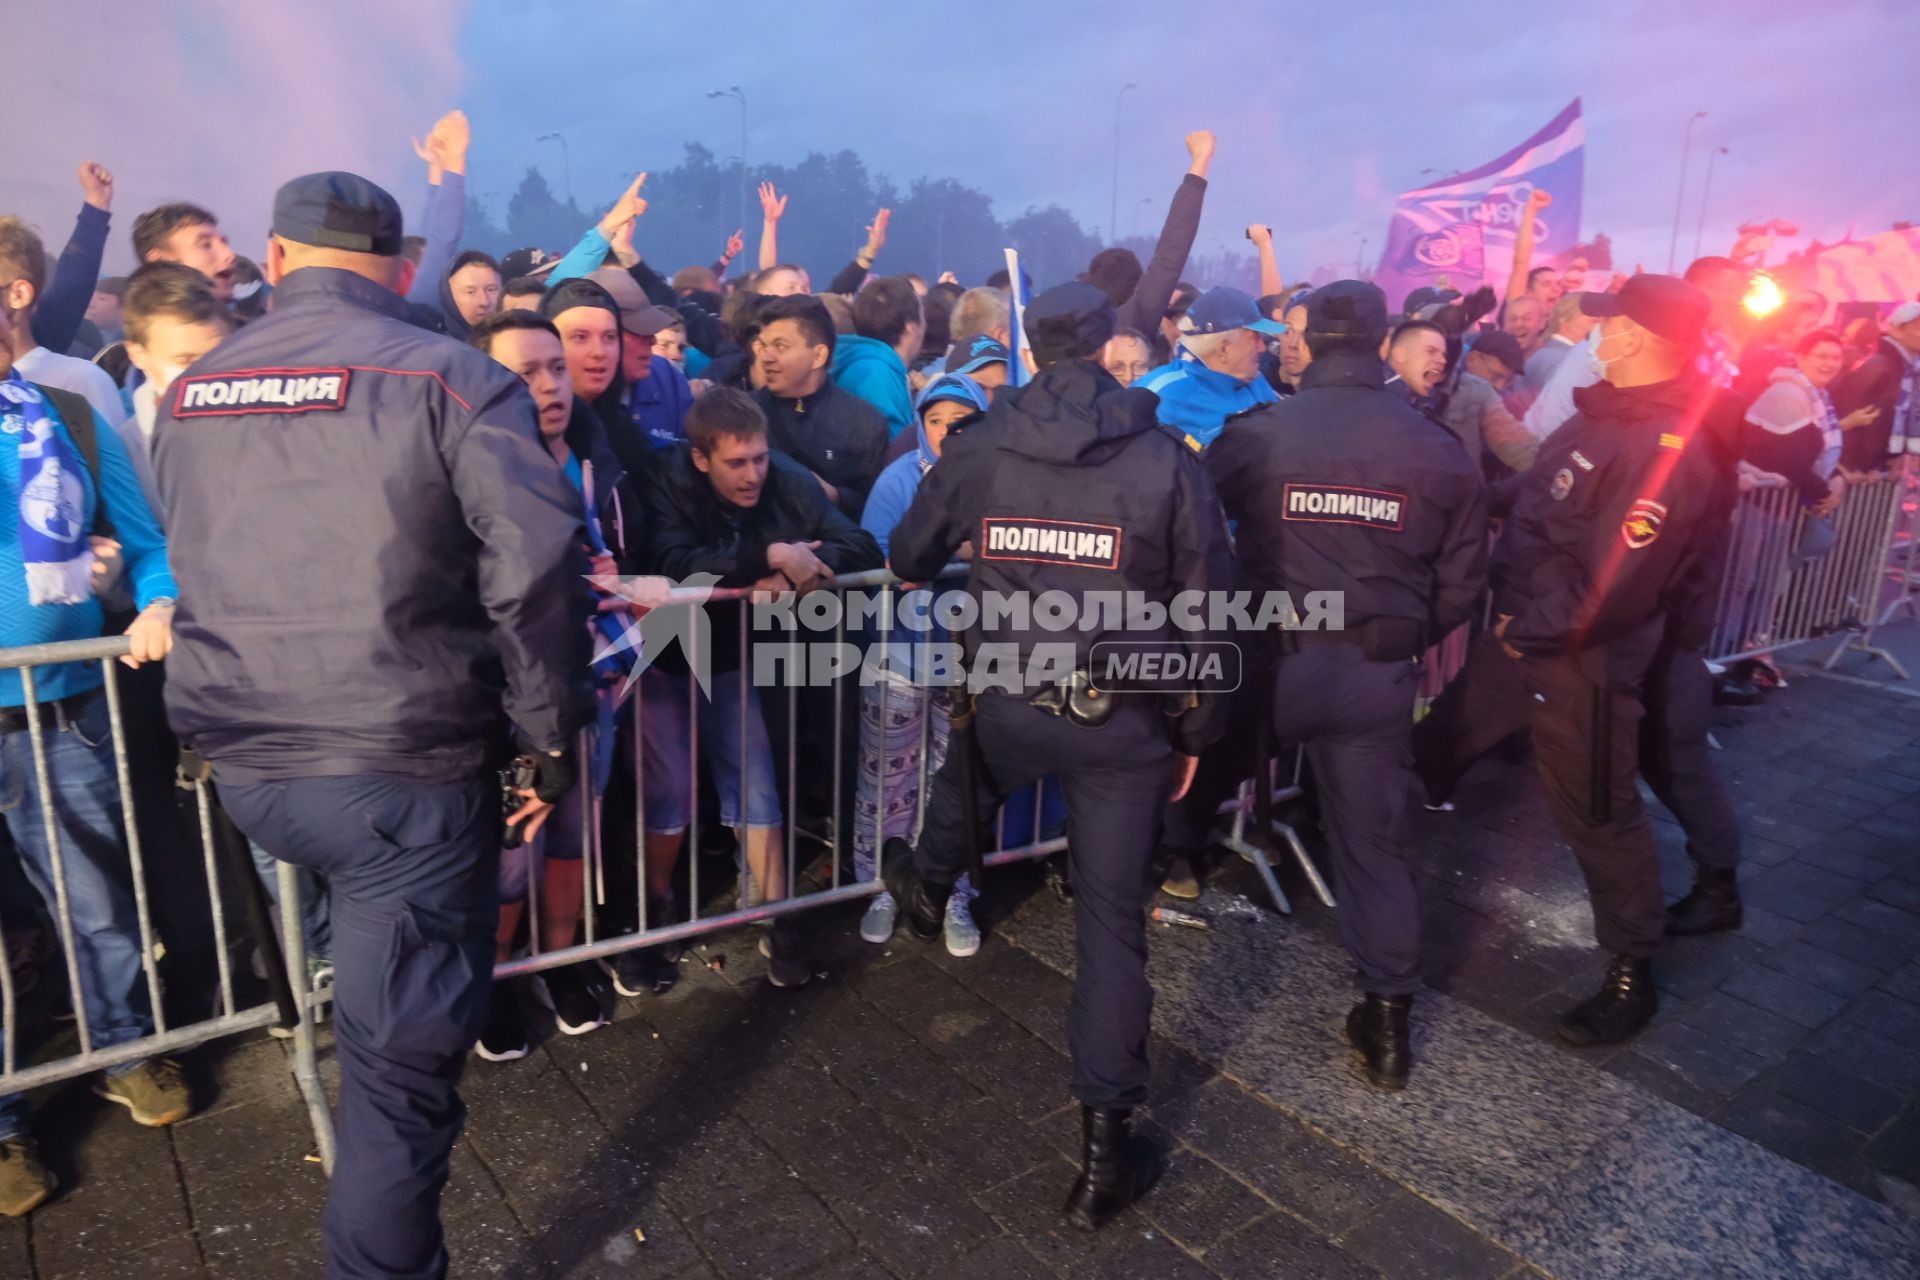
[888,359,1234,755]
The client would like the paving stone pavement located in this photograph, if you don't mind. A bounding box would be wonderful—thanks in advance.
[6,631,1920,1278]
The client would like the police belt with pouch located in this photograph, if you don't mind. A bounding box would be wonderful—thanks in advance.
[1275,616,1426,663]
[1027,667,1121,727]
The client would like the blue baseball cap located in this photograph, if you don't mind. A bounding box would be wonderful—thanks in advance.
[947,335,1010,376]
[1183,287,1288,336]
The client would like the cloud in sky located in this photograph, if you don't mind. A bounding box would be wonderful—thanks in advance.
[12,0,1916,282]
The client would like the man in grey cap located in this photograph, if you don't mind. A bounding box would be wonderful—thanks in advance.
[153,171,596,1279]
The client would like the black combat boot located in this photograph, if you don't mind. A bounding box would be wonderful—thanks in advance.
[1665,867,1742,936]
[1558,954,1659,1046]
[1062,1105,1156,1230]
[881,838,951,941]
[1345,994,1413,1091]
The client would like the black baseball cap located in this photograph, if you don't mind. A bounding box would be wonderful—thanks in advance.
[1306,280,1389,341]
[500,247,557,280]
[1470,331,1527,376]
[1579,275,1710,345]
[1023,282,1116,367]
[271,171,404,256]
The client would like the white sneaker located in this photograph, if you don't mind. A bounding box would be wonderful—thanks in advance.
[861,891,899,944]
[943,894,981,958]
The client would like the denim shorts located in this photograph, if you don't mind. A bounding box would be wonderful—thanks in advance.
[638,668,782,833]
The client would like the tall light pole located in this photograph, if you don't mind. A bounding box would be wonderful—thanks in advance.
[1110,81,1137,245]
[1667,110,1707,273]
[708,86,748,232]
[536,131,572,208]
[1693,146,1729,262]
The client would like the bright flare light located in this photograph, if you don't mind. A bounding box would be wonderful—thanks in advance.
[1744,272,1785,318]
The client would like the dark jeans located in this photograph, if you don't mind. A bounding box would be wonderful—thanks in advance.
[0,691,153,1141]
[916,694,1171,1108]
[221,773,497,1280]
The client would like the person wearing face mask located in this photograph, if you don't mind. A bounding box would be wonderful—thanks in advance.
[1414,275,1729,1049]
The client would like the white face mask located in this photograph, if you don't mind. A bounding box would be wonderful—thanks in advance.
[1587,328,1630,379]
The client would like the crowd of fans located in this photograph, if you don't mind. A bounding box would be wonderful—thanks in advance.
[2,106,1918,1218]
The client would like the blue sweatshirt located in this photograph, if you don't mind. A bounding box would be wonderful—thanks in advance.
[0,395,175,704]
[832,335,914,440]
[1138,351,1278,451]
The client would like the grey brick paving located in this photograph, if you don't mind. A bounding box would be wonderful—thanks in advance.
[11,633,1920,1276]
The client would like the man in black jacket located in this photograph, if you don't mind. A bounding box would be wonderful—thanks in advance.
[1207,281,1489,1092]
[154,173,595,1279]
[1424,276,1728,1049]
[1832,301,1920,473]
[883,283,1235,1231]
[751,294,888,520]
[632,387,882,986]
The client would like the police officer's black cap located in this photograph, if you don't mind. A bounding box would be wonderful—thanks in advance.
[271,171,405,257]
[1023,282,1116,367]
[1579,275,1710,346]
[1306,280,1390,341]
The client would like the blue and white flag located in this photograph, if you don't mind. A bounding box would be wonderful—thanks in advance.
[1004,247,1030,388]
[1376,99,1585,311]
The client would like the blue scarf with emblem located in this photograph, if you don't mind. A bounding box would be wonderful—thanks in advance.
[0,370,93,605]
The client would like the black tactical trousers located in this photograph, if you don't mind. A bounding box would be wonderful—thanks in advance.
[916,694,1172,1109]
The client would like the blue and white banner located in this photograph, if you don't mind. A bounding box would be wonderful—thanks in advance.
[1376,99,1585,311]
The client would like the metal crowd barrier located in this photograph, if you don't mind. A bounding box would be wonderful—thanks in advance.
[1706,461,1911,676]
[4,567,1318,1183]
[0,635,335,1168]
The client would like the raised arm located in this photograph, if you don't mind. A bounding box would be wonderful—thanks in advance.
[1505,188,1552,304]
[1248,224,1283,299]
[407,111,469,305]
[1118,131,1213,335]
[35,162,114,356]
[757,182,788,272]
[546,173,648,285]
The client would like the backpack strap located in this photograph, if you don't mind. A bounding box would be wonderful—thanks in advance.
[34,383,117,540]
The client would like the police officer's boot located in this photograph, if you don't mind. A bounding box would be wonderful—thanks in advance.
[1345,994,1412,1091]
[881,838,951,942]
[1558,954,1659,1046]
[1665,867,1742,936]
[1062,1105,1156,1230]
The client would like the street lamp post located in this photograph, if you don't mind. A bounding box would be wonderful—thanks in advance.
[708,86,748,232]
[536,131,572,208]
[1693,146,1729,262]
[1110,81,1137,247]
[1667,110,1708,273]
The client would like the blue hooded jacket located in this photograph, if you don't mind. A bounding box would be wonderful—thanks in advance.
[861,373,989,679]
[832,334,915,439]
[1138,349,1278,451]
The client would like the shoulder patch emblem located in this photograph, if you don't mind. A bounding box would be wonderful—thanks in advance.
[980,518,1123,570]
[1622,498,1668,550]
[1550,468,1575,501]
[172,368,352,417]
[1659,433,1684,451]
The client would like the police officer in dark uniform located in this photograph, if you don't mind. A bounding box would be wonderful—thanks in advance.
[882,283,1234,1230]
[1425,275,1725,1047]
[152,173,595,1279]
[1206,280,1488,1091]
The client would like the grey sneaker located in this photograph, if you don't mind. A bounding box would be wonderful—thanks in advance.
[944,894,981,958]
[0,1137,55,1217]
[94,1059,193,1127]
[861,891,899,944]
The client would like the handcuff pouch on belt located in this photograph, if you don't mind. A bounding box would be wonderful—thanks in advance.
[1028,668,1118,728]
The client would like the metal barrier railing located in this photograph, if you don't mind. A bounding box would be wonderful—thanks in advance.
[0,635,334,1169]
[4,564,1315,1188]
[1706,461,1911,676]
